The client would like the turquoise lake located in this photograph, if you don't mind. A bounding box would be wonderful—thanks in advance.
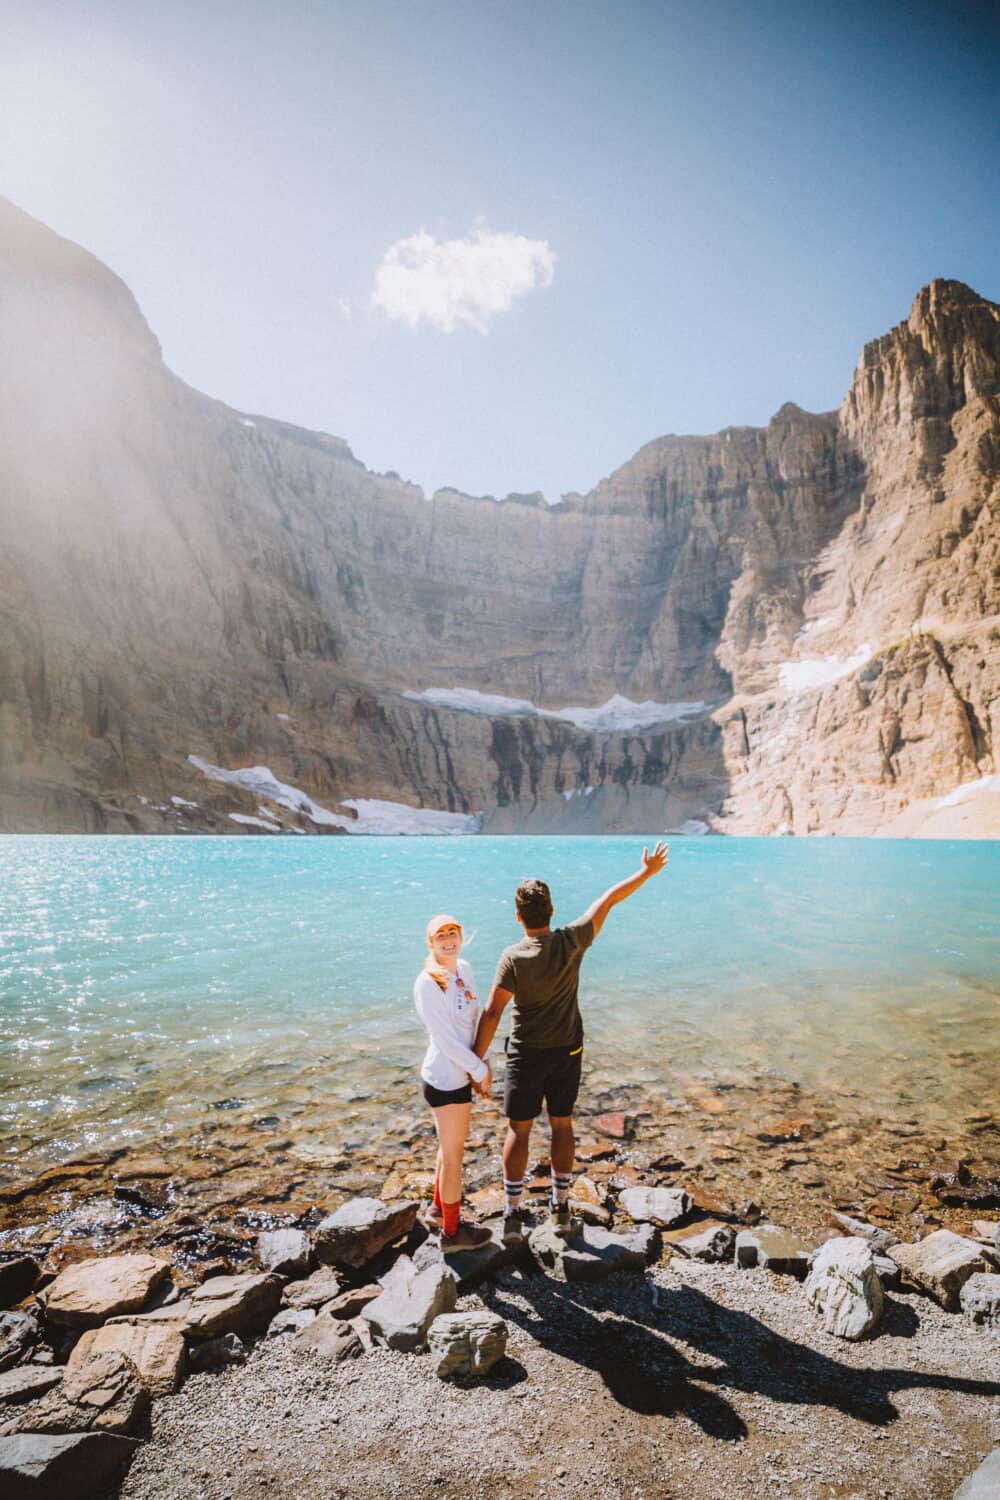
[2,836,998,1179]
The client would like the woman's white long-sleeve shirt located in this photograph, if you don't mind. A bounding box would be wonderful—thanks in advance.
[413,959,488,1091]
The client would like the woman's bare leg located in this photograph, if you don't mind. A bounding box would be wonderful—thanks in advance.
[432,1101,472,1203]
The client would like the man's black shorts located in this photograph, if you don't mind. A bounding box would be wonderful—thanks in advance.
[503,1040,583,1120]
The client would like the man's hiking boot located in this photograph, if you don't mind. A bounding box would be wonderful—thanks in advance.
[548,1204,576,1239]
[422,1202,444,1232]
[502,1209,529,1246]
[441,1218,494,1253]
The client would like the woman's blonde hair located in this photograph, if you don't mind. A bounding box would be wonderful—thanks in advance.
[423,952,451,993]
[424,915,462,993]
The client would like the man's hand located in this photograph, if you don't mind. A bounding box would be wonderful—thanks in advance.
[474,1063,493,1099]
[642,840,669,876]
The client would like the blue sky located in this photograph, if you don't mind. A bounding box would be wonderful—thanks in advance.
[1,0,997,499]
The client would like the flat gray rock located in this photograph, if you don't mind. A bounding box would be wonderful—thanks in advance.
[2,1351,148,1437]
[736,1224,813,1278]
[319,1286,381,1320]
[619,1187,692,1229]
[314,1198,418,1269]
[292,1311,363,1362]
[256,1228,311,1278]
[954,1447,1000,1499]
[889,1230,992,1310]
[0,1367,63,1406]
[805,1237,884,1341]
[428,1311,507,1378]
[363,1260,457,1351]
[529,1220,659,1283]
[282,1268,342,1310]
[184,1273,282,1339]
[412,1230,509,1290]
[0,1312,39,1373]
[959,1273,1000,1329]
[0,1431,140,1500]
[0,1258,39,1311]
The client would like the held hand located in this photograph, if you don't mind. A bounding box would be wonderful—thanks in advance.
[475,1063,493,1098]
[642,840,669,877]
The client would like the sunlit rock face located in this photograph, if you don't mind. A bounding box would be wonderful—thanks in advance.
[0,197,996,835]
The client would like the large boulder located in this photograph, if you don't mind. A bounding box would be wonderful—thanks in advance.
[736,1225,812,1278]
[0,1312,38,1372]
[805,1237,884,1341]
[320,1286,381,1320]
[43,1254,170,1329]
[959,1273,1000,1329]
[412,1230,509,1291]
[428,1312,508,1379]
[0,1432,139,1500]
[0,1259,39,1310]
[2,1351,148,1437]
[362,1259,457,1351]
[256,1229,311,1278]
[184,1273,282,1340]
[619,1187,691,1229]
[314,1199,418,1269]
[888,1230,993,1310]
[291,1311,364,1362]
[529,1220,659,1283]
[67,1321,185,1398]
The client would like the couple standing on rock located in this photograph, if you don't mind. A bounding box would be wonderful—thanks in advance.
[413,843,669,1254]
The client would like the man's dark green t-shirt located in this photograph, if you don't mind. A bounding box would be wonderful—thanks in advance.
[493,918,595,1049]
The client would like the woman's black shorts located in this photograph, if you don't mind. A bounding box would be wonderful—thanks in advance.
[422,1079,473,1108]
[504,1040,583,1120]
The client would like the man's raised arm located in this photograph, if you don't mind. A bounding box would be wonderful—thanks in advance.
[579,840,669,937]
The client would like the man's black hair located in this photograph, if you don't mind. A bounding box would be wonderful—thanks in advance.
[516,878,553,929]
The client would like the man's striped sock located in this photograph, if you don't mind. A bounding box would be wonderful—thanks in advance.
[552,1171,573,1208]
[503,1178,525,1216]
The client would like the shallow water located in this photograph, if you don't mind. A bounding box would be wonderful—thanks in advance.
[2,835,998,1179]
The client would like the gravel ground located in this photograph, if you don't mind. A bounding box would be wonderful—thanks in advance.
[115,1260,1000,1500]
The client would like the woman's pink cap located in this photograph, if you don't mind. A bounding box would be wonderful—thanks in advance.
[426,913,462,942]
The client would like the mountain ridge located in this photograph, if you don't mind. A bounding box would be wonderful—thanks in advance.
[0,197,997,835]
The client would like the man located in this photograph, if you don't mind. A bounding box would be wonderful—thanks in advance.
[474,841,668,1241]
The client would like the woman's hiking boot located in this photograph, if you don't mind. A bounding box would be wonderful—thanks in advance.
[422,1201,444,1232]
[441,1218,493,1253]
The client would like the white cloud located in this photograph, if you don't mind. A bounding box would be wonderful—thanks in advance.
[372,227,556,334]
[336,297,353,321]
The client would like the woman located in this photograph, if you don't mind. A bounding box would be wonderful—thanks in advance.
[413,913,494,1252]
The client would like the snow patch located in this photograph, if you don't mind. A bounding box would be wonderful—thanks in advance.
[170,796,198,809]
[667,819,709,835]
[937,773,1000,809]
[404,687,708,733]
[276,713,290,721]
[229,813,281,831]
[779,645,873,694]
[240,418,256,428]
[189,755,480,835]
[794,615,835,641]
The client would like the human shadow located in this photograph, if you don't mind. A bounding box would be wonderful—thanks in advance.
[484,1271,1000,1441]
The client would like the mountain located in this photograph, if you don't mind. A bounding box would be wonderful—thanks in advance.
[0,197,997,835]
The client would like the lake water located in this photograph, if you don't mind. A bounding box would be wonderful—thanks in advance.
[2,836,998,1180]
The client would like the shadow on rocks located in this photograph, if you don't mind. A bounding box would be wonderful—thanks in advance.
[485,1276,1000,1441]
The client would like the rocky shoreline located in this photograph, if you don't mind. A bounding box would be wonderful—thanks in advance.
[1,1079,999,1498]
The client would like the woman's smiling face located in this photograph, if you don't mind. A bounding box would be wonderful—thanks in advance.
[429,923,462,965]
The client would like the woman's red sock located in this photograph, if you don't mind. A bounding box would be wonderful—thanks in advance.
[442,1200,461,1237]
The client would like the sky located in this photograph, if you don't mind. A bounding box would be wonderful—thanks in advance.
[1,0,997,500]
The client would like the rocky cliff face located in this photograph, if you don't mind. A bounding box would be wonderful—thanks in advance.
[0,198,996,835]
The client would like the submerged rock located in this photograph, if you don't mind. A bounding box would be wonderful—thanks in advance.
[805,1237,884,1340]
[428,1311,508,1378]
